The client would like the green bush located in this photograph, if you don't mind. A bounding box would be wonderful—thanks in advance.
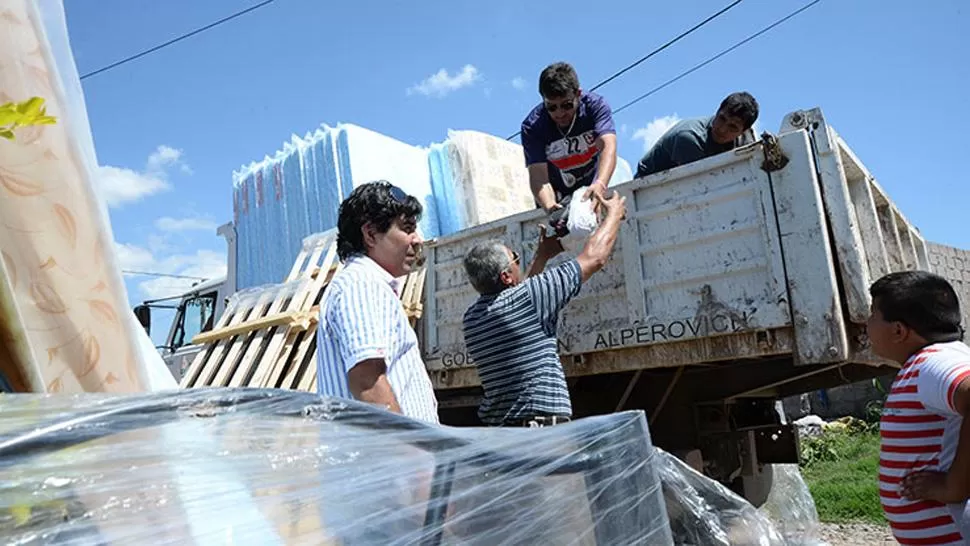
[799,430,885,524]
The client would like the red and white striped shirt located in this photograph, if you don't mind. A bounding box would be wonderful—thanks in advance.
[880,341,970,545]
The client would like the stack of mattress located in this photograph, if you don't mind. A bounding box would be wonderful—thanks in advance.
[430,130,536,235]
[233,123,634,290]
[233,124,439,289]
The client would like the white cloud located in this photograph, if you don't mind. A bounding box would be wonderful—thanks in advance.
[407,64,481,98]
[97,165,169,207]
[146,145,192,175]
[96,145,191,208]
[118,242,227,301]
[116,242,158,272]
[511,77,527,91]
[155,216,218,232]
[137,250,227,301]
[632,115,681,153]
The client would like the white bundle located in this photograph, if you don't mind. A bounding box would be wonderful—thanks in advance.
[560,194,599,254]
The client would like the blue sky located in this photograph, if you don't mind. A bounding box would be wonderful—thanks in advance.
[62,0,967,341]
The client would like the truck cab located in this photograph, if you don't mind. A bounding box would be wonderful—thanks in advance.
[133,276,229,382]
[132,222,236,382]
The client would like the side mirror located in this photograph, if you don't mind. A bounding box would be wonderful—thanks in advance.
[133,305,151,334]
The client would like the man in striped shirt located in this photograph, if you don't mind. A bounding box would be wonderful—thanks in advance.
[315,181,439,424]
[461,191,626,427]
[868,271,970,544]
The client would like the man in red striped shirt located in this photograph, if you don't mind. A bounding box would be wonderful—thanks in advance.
[868,271,970,544]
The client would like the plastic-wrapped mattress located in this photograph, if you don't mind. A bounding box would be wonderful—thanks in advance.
[0,388,674,545]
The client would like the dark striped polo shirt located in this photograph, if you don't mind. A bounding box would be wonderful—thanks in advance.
[462,259,583,425]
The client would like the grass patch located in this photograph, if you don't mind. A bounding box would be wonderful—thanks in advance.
[799,429,886,524]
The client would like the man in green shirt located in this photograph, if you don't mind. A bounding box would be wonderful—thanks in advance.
[635,92,759,178]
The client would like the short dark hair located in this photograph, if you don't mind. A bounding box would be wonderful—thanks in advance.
[718,92,759,129]
[870,271,963,342]
[336,180,422,260]
[539,62,580,98]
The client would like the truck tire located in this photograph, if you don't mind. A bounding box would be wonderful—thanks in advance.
[738,464,774,508]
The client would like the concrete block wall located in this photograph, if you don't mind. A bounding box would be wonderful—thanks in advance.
[927,242,970,330]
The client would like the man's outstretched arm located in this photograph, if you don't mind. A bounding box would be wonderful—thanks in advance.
[585,133,617,200]
[522,120,560,212]
[526,224,565,278]
[584,97,618,200]
[575,191,626,283]
[528,163,560,212]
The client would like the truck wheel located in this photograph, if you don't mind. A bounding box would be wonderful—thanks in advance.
[739,464,774,508]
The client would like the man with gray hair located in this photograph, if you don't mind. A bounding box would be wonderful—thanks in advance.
[461,191,626,427]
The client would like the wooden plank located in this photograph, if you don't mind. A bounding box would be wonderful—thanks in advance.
[191,307,319,345]
[178,296,245,388]
[207,288,280,387]
[183,233,318,388]
[224,238,332,388]
[181,290,272,388]
[225,281,314,388]
[185,228,428,393]
[192,237,323,388]
[401,265,427,327]
[250,235,339,388]
[279,329,317,390]
[297,357,318,392]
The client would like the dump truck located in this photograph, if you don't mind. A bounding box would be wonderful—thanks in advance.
[136,106,928,505]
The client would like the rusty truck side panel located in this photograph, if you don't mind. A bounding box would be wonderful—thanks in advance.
[419,108,927,392]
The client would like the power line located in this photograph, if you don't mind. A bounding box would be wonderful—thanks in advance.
[80,0,275,81]
[588,0,744,94]
[123,270,209,281]
[506,0,746,140]
[611,0,822,117]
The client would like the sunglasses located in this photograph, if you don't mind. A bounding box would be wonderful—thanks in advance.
[510,250,520,265]
[545,99,576,114]
[388,184,408,203]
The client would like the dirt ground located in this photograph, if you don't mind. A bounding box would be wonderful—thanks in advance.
[819,522,897,545]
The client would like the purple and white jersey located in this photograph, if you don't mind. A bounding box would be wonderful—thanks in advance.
[520,92,616,200]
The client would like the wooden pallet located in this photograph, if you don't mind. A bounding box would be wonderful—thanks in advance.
[179,230,427,392]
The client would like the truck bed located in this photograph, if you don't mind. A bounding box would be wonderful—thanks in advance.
[419,107,928,393]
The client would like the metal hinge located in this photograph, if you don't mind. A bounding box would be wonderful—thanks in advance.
[760,132,790,172]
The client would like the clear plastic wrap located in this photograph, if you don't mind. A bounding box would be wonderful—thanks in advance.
[759,465,828,546]
[656,449,786,546]
[0,389,674,545]
[222,279,311,318]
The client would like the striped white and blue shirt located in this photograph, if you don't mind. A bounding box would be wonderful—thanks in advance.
[315,255,439,424]
[462,259,583,425]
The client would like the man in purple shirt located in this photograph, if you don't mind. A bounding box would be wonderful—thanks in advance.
[520,62,617,228]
